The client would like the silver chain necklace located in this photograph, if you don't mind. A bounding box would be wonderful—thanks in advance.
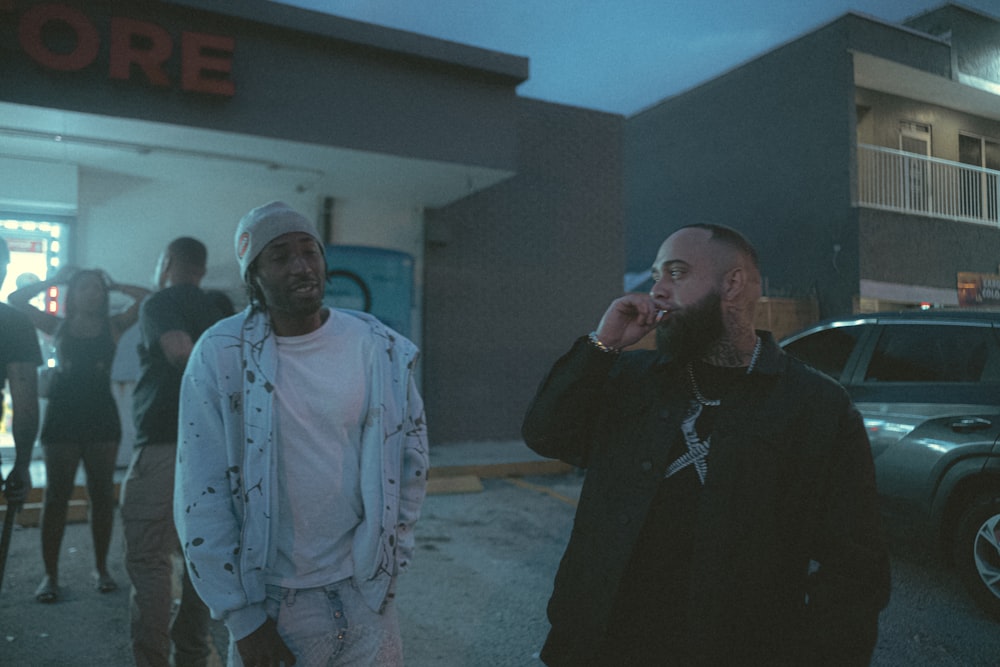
[686,336,762,407]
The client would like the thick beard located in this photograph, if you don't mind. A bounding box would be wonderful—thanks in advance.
[655,290,725,363]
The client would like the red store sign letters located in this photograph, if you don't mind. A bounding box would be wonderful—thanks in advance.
[7,2,236,97]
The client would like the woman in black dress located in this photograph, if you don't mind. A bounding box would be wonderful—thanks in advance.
[10,267,148,602]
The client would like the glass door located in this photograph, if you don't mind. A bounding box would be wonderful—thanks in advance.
[899,122,931,212]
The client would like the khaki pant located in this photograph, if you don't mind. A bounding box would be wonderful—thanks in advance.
[121,443,218,667]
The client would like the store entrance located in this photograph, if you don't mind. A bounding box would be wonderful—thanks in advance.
[0,217,69,301]
[1,216,70,451]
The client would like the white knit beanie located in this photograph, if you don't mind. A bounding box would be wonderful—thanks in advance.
[234,201,323,280]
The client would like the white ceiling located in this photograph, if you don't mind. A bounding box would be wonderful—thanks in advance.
[0,100,513,209]
[853,52,1000,123]
[13,54,996,215]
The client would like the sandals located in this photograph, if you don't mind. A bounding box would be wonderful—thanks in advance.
[34,575,59,603]
[93,571,118,594]
[34,572,117,601]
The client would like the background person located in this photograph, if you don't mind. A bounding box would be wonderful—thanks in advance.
[0,237,42,516]
[175,201,428,666]
[120,237,223,667]
[9,266,149,602]
[522,223,890,665]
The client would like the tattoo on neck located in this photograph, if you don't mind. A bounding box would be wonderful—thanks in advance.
[703,340,743,367]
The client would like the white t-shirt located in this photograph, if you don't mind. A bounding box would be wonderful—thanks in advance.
[268,309,372,588]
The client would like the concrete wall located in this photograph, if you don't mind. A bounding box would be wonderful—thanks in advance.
[7,95,626,447]
[1,0,525,172]
[422,99,624,444]
[852,86,1000,297]
[627,19,860,317]
[905,4,1000,86]
[2,0,625,450]
[625,13,959,319]
[860,209,1000,288]
[855,88,1000,161]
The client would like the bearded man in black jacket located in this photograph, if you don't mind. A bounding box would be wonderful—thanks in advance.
[523,224,890,666]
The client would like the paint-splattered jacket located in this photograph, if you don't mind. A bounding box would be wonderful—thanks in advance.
[174,307,428,641]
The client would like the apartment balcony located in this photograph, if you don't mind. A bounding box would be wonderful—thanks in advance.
[857,144,999,227]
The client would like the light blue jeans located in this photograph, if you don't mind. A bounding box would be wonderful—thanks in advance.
[229,578,402,667]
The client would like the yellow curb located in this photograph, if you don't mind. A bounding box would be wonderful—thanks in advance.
[426,474,485,495]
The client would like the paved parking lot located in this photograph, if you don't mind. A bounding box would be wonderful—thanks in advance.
[4,466,1000,665]
[0,461,578,666]
[405,473,1000,667]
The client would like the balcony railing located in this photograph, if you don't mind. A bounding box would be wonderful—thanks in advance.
[857,143,999,226]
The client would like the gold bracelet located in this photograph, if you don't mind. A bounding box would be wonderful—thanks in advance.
[587,331,619,354]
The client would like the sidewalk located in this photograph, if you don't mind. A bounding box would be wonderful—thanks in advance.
[1,438,564,481]
[1,440,569,524]
[426,440,571,493]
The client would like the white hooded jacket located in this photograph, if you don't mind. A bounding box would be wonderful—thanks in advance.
[174,307,428,640]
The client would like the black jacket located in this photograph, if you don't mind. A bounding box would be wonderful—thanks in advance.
[522,332,891,666]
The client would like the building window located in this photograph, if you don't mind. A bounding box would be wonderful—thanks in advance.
[899,121,931,211]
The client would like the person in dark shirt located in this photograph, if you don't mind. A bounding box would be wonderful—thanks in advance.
[523,224,890,666]
[0,237,42,514]
[121,237,224,667]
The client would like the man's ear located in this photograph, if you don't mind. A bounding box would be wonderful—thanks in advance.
[249,270,264,305]
[161,252,174,275]
[721,266,746,301]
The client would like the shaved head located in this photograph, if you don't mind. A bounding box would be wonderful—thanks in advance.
[674,223,762,305]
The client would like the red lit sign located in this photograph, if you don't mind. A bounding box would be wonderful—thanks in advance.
[11,2,235,97]
[5,238,45,253]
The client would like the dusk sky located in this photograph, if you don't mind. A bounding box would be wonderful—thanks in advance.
[270,0,1000,115]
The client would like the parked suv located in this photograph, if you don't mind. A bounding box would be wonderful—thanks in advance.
[781,310,1000,620]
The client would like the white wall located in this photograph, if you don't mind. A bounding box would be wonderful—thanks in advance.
[77,171,287,299]
[331,198,425,342]
[75,173,426,330]
[0,157,77,215]
[3,159,427,327]
[66,170,426,464]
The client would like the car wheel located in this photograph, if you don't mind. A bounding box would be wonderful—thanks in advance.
[954,494,1000,621]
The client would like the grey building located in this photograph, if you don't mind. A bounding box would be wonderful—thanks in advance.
[0,0,623,447]
[424,99,623,441]
[626,3,1000,317]
[6,0,995,449]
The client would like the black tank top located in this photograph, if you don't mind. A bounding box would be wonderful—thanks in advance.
[41,321,121,444]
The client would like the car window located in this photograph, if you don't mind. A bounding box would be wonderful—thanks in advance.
[783,324,865,379]
[864,324,997,383]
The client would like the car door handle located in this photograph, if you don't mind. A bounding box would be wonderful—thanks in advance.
[950,417,992,433]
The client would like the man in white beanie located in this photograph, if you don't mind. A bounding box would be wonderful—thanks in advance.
[174,201,428,666]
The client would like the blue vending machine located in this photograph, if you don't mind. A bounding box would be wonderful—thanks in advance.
[323,245,414,337]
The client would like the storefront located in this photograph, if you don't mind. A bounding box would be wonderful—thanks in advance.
[1,0,529,320]
[1,0,627,445]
